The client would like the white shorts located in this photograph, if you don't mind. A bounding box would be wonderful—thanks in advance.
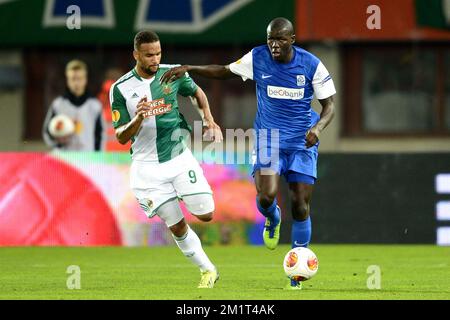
[130,148,213,218]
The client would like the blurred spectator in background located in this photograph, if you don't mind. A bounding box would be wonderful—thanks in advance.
[97,67,130,152]
[43,59,105,151]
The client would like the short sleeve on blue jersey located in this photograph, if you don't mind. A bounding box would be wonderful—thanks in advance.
[229,50,253,81]
[312,62,336,100]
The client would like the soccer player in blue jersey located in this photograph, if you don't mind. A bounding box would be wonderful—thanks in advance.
[161,17,336,289]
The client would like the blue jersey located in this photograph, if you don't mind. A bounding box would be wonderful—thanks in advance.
[229,45,336,150]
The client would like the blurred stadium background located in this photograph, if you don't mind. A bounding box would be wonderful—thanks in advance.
[0,0,449,249]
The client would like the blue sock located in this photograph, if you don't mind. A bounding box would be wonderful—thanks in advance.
[291,216,311,286]
[291,216,311,248]
[256,197,280,226]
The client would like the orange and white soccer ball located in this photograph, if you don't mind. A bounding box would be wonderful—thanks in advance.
[48,114,75,138]
[283,247,319,281]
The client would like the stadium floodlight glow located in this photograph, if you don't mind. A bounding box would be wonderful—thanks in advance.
[436,227,450,246]
[435,174,450,194]
[436,201,450,221]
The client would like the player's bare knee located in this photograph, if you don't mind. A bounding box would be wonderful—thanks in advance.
[258,192,277,209]
[169,218,187,237]
[292,201,310,221]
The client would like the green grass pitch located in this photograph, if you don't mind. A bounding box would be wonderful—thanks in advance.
[0,245,449,300]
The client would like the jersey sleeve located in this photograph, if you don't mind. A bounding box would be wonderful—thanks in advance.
[109,84,131,129]
[177,72,198,97]
[312,62,336,100]
[229,50,253,81]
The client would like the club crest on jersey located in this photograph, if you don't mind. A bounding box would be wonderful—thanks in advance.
[163,85,172,95]
[138,198,153,213]
[143,98,172,117]
[297,75,305,86]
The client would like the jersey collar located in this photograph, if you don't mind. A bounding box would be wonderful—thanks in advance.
[132,67,160,82]
[131,68,142,81]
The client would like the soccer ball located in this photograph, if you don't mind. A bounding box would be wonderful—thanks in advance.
[283,247,319,281]
[48,114,75,138]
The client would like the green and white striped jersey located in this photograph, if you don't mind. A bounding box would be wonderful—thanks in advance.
[109,65,197,163]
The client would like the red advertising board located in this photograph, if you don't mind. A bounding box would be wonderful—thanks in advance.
[296,0,450,41]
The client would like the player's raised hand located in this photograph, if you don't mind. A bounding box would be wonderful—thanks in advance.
[135,96,149,120]
[305,126,320,148]
[203,119,223,143]
[160,66,188,83]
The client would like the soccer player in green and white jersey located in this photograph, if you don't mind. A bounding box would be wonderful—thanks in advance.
[109,31,223,288]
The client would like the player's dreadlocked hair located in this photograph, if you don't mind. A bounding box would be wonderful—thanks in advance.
[134,30,160,50]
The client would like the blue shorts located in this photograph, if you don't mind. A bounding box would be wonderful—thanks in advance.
[252,147,318,185]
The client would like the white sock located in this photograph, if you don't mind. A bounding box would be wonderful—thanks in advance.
[173,226,215,272]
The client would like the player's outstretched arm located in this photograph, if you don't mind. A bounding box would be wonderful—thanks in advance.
[191,86,223,143]
[305,95,335,148]
[115,97,149,144]
[161,65,236,83]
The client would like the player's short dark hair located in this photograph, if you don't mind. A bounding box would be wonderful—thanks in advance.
[134,30,160,50]
[268,17,294,35]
